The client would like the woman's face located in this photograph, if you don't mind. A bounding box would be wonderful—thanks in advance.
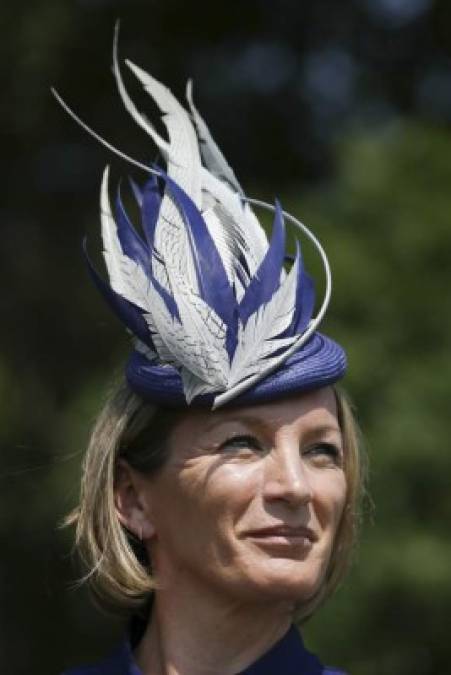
[138,387,347,604]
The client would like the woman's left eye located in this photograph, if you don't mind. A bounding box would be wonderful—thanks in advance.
[304,442,342,464]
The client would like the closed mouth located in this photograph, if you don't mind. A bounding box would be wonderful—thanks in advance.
[243,526,317,543]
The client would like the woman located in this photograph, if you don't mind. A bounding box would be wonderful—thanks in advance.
[59,30,364,675]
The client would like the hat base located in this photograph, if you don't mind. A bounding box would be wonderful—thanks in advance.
[126,332,346,408]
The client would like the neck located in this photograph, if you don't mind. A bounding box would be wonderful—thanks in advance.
[134,578,294,675]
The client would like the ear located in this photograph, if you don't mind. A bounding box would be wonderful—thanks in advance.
[114,459,156,541]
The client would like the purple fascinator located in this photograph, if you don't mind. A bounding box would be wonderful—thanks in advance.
[54,28,346,409]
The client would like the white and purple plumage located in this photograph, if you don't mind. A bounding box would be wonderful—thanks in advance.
[54,28,346,408]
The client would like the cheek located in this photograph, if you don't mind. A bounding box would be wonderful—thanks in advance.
[183,462,261,526]
[310,470,347,534]
[152,460,261,537]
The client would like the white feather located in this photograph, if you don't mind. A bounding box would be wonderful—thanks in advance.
[200,169,268,275]
[151,206,198,295]
[123,61,203,294]
[202,208,237,284]
[125,60,202,207]
[133,338,159,362]
[112,27,170,161]
[202,207,255,301]
[142,265,230,388]
[186,80,242,194]
[186,79,275,277]
[227,255,300,388]
[169,271,230,384]
[180,368,219,404]
[143,322,179,366]
[100,166,152,312]
[112,43,268,297]
[185,80,271,278]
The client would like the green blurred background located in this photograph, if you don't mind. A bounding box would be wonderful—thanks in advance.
[2,1,451,673]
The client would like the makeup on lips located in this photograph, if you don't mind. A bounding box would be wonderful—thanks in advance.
[241,525,317,549]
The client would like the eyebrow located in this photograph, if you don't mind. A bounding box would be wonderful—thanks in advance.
[204,418,342,441]
[301,424,342,443]
[204,414,271,435]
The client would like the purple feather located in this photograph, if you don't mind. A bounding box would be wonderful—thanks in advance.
[239,199,286,326]
[115,188,150,272]
[83,239,155,348]
[155,168,238,340]
[277,241,315,339]
[141,175,162,247]
[292,243,315,334]
[118,180,178,321]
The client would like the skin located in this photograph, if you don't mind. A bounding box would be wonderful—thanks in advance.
[115,386,347,675]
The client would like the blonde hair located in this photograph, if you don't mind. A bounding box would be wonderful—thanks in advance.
[296,386,366,621]
[68,381,366,618]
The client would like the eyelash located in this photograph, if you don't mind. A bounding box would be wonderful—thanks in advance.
[304,442,342,462]
[221,436,341,462]
[221,435,263,452]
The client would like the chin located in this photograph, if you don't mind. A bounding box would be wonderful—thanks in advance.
[266,562,324,600]
[250,540,330,599]
[231,557,327,605]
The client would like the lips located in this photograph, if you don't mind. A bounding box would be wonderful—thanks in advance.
[242,525,318,543]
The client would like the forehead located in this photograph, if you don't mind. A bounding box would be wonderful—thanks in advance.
[171,387,339,443]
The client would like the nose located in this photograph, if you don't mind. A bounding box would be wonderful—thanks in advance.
[263,444,313,508]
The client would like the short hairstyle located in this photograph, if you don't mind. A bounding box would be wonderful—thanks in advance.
[67,380,366,619]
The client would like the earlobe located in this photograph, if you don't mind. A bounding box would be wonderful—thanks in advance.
[114,459,156,541]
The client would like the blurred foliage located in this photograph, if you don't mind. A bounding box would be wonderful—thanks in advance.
[298,122,451,674]
[1,1,451,674]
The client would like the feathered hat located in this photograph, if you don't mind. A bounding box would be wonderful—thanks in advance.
[53,27,346,409]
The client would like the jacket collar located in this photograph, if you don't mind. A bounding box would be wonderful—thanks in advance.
[92,624,341,675]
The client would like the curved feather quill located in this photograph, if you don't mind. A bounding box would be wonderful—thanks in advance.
[112,24,170,161]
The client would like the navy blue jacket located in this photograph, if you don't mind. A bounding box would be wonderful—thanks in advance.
[62,625,345,674]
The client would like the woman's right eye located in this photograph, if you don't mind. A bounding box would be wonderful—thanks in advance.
[221,435,263,453]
